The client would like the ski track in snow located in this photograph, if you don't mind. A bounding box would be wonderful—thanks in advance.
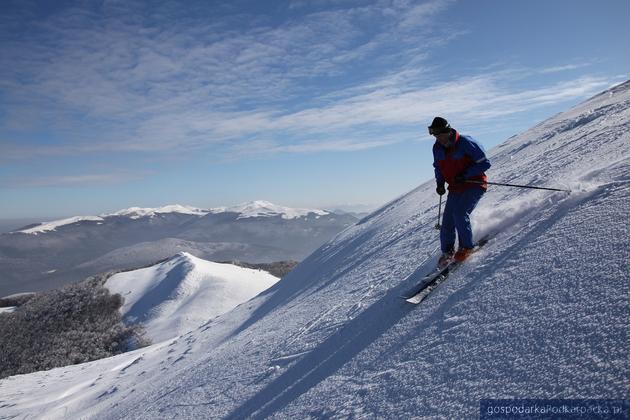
[1,82,629,419]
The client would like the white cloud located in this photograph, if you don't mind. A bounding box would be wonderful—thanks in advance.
[0,0,619,164]
[215,74,611,138]
[538,63,592,74]
[397,0,455,30]
[3,172,150,188]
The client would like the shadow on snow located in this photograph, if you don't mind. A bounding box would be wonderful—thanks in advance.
[224,266,426,419]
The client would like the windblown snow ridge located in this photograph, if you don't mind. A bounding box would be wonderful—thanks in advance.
[105,252,280,342]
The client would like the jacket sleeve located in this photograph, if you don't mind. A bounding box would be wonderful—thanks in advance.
[432,144,445,184]
[461,137,491,177]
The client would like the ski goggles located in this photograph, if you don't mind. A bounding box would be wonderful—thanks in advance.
[428,126,450,135]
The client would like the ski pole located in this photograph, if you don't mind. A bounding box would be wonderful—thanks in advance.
[466,180,571,193]
[435,195,442,230]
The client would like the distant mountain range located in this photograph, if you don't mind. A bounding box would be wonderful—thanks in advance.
[0,201,358,297]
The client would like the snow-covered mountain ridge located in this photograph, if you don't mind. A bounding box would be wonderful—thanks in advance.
[106,205,209,220]
[208,200,329,220]
[14,201,330,234]
[105,252,280,343]
[1,81,628,418]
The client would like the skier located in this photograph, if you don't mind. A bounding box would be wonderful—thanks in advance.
[429,116,491,268]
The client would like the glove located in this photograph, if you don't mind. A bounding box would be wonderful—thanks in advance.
[436,183,446,196]
[454,172,467,184]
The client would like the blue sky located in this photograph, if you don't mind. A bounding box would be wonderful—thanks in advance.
[1,0,628,219]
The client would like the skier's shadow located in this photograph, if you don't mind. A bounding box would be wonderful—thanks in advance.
[225,266,429,419]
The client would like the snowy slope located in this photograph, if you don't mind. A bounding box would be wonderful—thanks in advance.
[17,215,105,234]
[104,253,280,343]
[1,81,629,419]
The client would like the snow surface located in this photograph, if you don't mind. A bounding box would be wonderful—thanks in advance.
[105,253,280,343]
[16,216,105,235]
[1,81,629,418]
[208,200,329,219]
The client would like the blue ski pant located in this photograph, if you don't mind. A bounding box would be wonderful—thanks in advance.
[440,187,485,253]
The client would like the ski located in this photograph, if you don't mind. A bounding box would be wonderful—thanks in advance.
[404,262,460,304]
[404,235,492,305]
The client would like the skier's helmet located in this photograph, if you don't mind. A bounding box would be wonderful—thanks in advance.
[428,117,451,135]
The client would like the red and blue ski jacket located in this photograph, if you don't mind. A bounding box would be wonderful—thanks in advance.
[433,130,491,192]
